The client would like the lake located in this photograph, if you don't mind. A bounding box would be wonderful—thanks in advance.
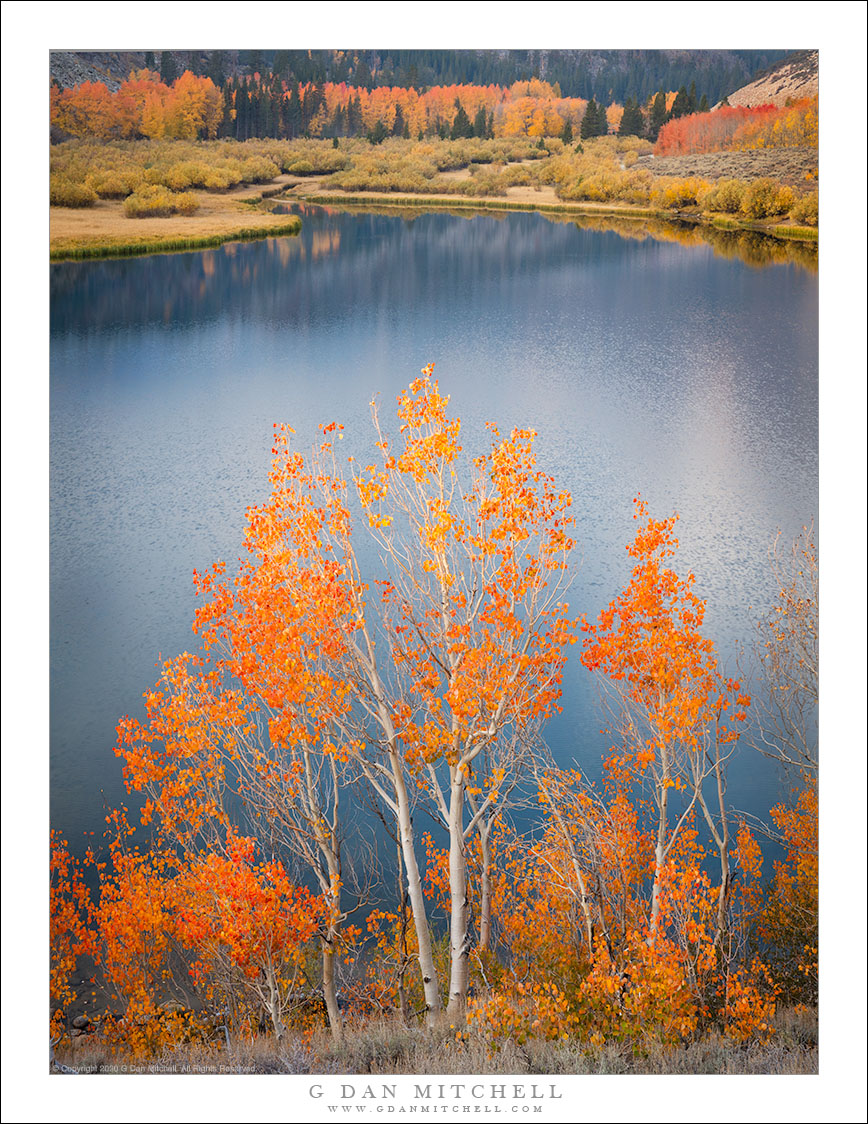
[50,205,818,853]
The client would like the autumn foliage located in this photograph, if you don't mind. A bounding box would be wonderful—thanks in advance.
[50,368,817,1059]
[52,70,223,141]
[656,98,818,157]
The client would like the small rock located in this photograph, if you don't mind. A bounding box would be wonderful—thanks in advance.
[72,1014,90,1029]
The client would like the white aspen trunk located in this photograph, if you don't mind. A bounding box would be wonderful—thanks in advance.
[713,741,731,950]
[354,624,442,1021]
[447,771,470,1016]
[264,961,286,1040]
[478,817,492,954]
[321,857,343,1038]
[321,928,342,1038]
[650,738,670,943]
[392,753,442,1022]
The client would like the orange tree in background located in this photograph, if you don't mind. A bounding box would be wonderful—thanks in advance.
[580,499,748,947]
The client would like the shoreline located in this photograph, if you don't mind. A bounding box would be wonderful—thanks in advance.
[49,179,816,263]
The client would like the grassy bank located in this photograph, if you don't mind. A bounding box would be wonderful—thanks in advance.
[49,179,301,262]
[53,1006,817,1076]
[50,218,301,261]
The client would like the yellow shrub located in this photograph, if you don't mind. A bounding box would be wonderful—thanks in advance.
[790,190,818,226]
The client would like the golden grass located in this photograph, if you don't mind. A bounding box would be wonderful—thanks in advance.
[50,187,301,260]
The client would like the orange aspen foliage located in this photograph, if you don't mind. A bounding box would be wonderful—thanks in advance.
[175,833,324,1038]
[50,832,97,1038]
[580,498,747,943]
[758,776,818,1004]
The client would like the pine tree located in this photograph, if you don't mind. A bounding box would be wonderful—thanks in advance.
[354,56,373,91]
[143,51,155,73]
[451,103,473,139]
[561,118,573,144]
[580,98,601,139]
[618,97,644,137]
[207,50,226,88]
[160,51,177,86]
[649,89,668,140]
[473,105,488,138]
[670,86,691,119]
[367,119,387,145]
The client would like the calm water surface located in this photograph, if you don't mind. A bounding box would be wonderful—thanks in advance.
[50,207,817,850]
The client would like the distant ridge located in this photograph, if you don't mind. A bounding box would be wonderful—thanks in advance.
[723,50,818,108]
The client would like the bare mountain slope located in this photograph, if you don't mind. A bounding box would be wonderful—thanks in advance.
[724,50,818,107]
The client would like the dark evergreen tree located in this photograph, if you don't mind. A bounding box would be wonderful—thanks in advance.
[580,97,600,139]
[285,84,303,139]
[392,103,405,137]
[699,93,709,113]
[160,51,177,86]
[367,118,387,144]
[669,85,691,119]
[450,103,473,139]
[649,89,668,139]
[206,50,226,87]
[618,97,644,137]
[347,93,363,135]
[560,118,573,144]
[354,55,373,91]
[473,105,488,138]
[688,80,697,114]
[143,51,155,72]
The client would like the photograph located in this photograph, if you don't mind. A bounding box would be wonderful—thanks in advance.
[3,5,866,1122]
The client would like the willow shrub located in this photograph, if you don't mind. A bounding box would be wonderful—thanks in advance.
[698,178,747,214]
[123,185,201,218]
[789,189,819,226]
[740,178,795,220]
[651,177,712,209]
[50,176,98,207]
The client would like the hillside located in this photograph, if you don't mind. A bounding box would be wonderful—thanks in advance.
[723,49,818,107]
[49,48,793,105]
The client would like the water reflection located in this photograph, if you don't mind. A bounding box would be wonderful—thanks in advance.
[50,206,818,850]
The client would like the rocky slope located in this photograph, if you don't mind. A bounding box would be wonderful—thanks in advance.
[724,50,818,108]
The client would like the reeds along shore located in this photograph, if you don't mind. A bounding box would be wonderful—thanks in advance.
[49,219,302,261]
